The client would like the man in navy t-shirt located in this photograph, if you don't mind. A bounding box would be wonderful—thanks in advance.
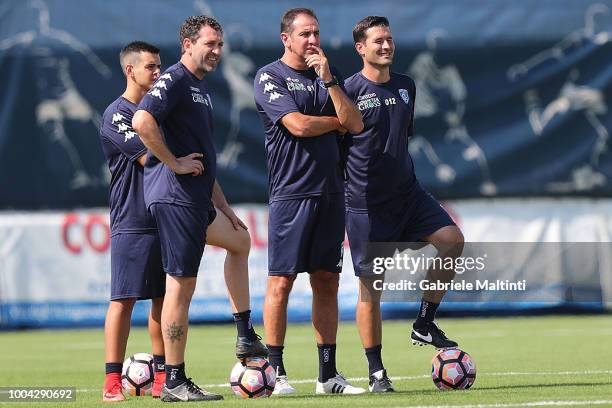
[100,39,267,402]
[343,17,464,392]
[99,41,165,402]
[254,8,365,395]
[132,16,227,402]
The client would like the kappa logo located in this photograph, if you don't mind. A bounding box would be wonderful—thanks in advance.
[159,73,172,81]
[112,112,137,142]
[263,83,276,93]
[399,88,410,104]
[111,113,125,124]
[149,88,162,100]
[124,131,136,142]
[154,80,167,90]
[259,72,271,83]
[268,91,282,102]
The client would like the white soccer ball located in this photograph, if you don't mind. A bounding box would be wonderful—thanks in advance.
[121,353,154,396]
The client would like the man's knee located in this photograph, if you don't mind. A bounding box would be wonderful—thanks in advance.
[430,226,464,256]
[229,228,251,256]
[310,270,339,295]
[267,275,295,302]
[165,276,197,299]
[358,277,382,303]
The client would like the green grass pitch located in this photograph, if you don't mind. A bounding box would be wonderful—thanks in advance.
[1,315,611,407]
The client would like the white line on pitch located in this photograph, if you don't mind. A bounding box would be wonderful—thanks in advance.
[77,369,612,392]
[392,400,612,408]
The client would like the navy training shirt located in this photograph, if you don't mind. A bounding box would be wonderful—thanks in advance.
[343,72,418,211]
[99,96,156,235]
[138,62,216,210]
[254,60,343,202]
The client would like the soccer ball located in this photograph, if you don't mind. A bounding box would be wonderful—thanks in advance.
[122,353,154,396]
[431,348,476,390]
[229,357,276,398]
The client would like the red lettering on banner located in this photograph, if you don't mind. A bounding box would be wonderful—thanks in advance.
[61,213,111,254]
[85,215,111,253]
[247,210,266,248]
[62,213,81,254]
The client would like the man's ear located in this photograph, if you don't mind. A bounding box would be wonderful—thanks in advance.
[182,37,192,54]
[280,32,290,48]
[125,64,134,78]
[355,42,365,57]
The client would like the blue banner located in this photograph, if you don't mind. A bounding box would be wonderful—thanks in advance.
[1,0,611,209]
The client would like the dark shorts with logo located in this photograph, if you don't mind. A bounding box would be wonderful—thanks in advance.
[268,194,345,275]
[346,186,455,276]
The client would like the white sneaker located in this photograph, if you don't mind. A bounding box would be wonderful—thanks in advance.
[272,375,296,395]
[315,372,366,394]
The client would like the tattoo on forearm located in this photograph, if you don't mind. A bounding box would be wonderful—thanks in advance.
[165,322,184,343]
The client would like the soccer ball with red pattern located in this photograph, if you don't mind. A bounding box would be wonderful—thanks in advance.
[431,348,476,390]
[229,357,276,398]
[121,353,154,396]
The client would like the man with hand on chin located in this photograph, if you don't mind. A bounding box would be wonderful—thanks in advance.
[253,7,364,396]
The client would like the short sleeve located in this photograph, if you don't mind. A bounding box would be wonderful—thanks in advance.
[138,71,181,124]
[253,69,300,126]
[101,105,146,163]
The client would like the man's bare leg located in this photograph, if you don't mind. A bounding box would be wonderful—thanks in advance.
[412,225,464,348]
[264,275,295,379]
[207,210,267,358]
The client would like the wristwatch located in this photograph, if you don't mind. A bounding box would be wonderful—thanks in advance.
[322,76,339,88]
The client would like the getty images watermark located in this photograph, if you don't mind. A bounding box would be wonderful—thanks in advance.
[356,242,573,303]
[369,252,527,292]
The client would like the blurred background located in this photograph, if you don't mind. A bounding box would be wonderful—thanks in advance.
[1,0,611,329]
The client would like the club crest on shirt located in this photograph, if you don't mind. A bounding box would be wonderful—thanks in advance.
[398,89,410,104]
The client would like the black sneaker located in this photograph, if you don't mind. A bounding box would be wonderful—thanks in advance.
[160,378,223,402]
[411,321,458,349]
[235,334,269,359]
[368,369,394,392]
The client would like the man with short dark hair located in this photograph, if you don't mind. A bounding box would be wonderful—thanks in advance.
[254,8,365,395]
[102,33,266,402]
[132,15,226,402]
[344,16,464,392]
[100,40,165,403]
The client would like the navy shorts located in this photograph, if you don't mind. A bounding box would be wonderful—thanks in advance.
[110,233,165,300]
[346,186,455,276]
[268,194,345,275]
[149,203,216,277]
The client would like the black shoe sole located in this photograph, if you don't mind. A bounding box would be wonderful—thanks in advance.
[411,338,458,350]
[411,332,458,349]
